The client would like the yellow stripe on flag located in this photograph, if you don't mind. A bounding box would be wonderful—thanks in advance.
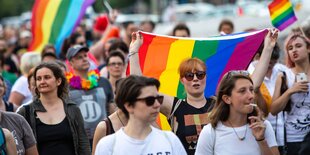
[36,0,62,52]
[271,2,291,20]
[159,39,195,96]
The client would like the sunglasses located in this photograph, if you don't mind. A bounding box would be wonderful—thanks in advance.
[227,70,250,79]
[135,95,164,106]
[184,71,206,81]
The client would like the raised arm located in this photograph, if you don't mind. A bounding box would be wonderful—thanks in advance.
[251,29,279,89]
[270,73,308,115]
[129,32,143,75]
[128,32,174,117]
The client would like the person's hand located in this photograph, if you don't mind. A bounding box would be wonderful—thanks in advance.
[249,106,266,141]
[109,9,119,24]
[129,31,143,54]
[289,81,309,94]
[264,28,279,50]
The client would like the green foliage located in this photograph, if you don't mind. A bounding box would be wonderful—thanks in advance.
[0,0,34,19]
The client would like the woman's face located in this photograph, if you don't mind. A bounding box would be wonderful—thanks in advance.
[126,86,161,123]
[227,78,254,115]
[287,37,310,64]
[181,65,206,97]
[35,67,61,95]
[0,79,5,97]
[107,56,125,78]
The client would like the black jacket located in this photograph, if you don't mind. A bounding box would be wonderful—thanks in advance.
[17,99,91,155]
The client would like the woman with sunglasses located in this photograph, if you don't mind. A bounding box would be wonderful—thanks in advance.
[95,75,186,155]
[129,29,278,155]
[195,71,279,155]
[270,34,310,154]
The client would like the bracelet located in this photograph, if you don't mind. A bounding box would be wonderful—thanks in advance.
[128,51,138,57]
[256,137,265,141]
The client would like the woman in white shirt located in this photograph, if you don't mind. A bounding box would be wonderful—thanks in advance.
[95,75,186,155]
[195,29,280,155]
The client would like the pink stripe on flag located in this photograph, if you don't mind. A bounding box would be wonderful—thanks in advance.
[277,16,297,31]
[220,29,268,80]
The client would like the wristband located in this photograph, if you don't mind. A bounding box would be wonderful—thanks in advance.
[128,51,138,57]
[256,137,265,141]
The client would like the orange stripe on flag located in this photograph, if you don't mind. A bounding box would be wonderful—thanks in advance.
[269,0,288,14]
[143,36,177,79]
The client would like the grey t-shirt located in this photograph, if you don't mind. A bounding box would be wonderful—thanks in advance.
[0,111,36,155]
[68,77,113,139]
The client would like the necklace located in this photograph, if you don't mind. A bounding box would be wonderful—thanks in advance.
[227,120,247,141]
[116,111,125,126]
[65,69,100,90]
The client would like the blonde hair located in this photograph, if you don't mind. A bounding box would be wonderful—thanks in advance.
[20,52,41,75]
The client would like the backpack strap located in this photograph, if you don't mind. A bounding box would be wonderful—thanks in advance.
[0,128,7,155]
[169,99,182,133]
[103,118,112,136]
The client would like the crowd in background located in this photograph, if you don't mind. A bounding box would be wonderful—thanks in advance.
[0,8,309,155]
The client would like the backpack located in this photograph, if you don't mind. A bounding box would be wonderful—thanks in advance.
[0,128,7,155]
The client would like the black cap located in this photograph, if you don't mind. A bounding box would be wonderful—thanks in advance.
[66,45,89,60]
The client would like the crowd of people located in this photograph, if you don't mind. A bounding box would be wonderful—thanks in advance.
[0,8,310,155]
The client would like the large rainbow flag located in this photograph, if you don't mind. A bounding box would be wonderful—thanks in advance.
[135,29,268,98]
[268,0,297,31]
[29,0,95,55]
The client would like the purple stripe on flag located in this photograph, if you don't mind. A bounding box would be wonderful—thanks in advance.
[220,29,268,80]
[72,0,95,31]
[277,16,297,31]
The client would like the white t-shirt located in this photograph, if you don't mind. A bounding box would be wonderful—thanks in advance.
[95,126,186,155]
[195,120,277,155]
[285,69,310,142]
[11,76,32,105]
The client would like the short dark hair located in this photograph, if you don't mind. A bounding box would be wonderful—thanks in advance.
[123,21,134,29]
[108,41,129,54]
[106,50,125,65]
[218,19,234,32]
[140,20,156,30]
[34,62,68,99]
[115,75,160,118]
[41,52,57,60]
[172,23,190,36]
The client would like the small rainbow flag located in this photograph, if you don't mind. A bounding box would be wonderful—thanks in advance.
[29,0,95,55]
[134,29,268,98]
[268,0,297,31]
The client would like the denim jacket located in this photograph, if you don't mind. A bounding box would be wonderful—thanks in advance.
[17,99,91,155]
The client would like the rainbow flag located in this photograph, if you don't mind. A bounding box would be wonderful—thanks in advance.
[268,0,297,31]
[29,0,95,55]
[135,29,268,98]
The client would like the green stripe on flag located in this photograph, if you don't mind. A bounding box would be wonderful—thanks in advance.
[48,0,71,44]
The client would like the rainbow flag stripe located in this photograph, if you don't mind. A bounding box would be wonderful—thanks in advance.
[137,29,268,98]
[29,0,95,55]
[268,0,297,31]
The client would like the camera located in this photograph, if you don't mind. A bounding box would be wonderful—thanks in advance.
[296,73,308,82]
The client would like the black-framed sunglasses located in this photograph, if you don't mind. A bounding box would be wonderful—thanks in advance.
[135,95,164,106]
[184,71,206,81]
[227,70,250,79]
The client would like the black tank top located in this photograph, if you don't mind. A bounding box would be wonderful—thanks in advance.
[169,97,215,155]
[36,117,75,155]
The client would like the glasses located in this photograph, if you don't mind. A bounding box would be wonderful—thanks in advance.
[184,71,206,81]
[135,95,164,106]
[227,70,250,79]
[108,62,124,67]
